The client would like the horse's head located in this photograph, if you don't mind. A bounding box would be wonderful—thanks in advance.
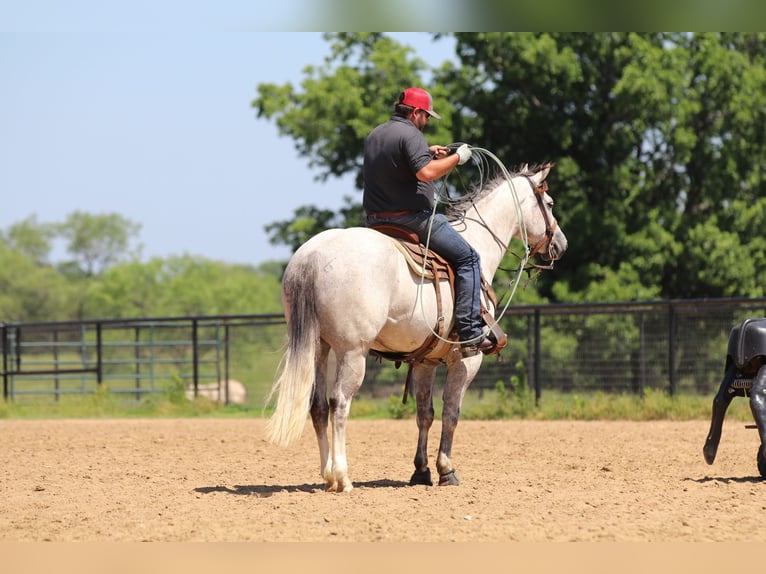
[444,157,568,273]
[519,163,568,264]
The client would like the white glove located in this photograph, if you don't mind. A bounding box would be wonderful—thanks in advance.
[456,144,472,165]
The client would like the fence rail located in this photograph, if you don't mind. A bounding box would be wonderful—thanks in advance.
[478,297,766,400]
[1,314,285,403]
[3,298,766,403]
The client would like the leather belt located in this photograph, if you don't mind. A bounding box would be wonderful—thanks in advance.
[367,210,415,218]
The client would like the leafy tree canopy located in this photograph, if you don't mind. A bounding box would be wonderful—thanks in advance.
[254,32,766,302]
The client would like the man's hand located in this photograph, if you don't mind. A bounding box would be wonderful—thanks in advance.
[456,144,472,165]
[430,145,450,159]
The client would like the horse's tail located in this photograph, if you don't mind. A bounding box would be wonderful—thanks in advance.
[265,258,320,447]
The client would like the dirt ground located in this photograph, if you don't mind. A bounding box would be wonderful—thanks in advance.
[1,417,764,542]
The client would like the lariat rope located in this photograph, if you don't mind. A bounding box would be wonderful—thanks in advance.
[416,144,531,346]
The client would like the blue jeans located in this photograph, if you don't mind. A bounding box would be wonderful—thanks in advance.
[367,210,484,343]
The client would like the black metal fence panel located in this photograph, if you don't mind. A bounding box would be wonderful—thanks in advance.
[3,298,766,402]
[467,298,766,397]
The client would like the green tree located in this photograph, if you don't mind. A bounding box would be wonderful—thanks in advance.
[254,32,766,302]
[253,33,454,244]
[84,255,283,319]
[1,215,56,266]
[0,244,75,322]
[0,212,285,322]
[441,32,766,300]
[83,258,167,318]
[56,211,142,277]
[263,198,365,254]
[151,256,282,317]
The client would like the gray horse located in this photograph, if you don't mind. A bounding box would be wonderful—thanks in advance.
[266,163,568,492]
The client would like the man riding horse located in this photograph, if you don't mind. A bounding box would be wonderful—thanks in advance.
[362,87,497,357]
[266,88,567,491]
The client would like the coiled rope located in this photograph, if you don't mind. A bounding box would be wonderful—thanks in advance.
[417,144,531,346]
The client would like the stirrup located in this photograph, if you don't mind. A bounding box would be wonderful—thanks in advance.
[460,334,496,357]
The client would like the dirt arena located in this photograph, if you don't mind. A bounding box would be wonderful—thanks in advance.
[1,417,764,543]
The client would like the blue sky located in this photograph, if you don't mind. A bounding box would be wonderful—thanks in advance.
[1,10,452,265]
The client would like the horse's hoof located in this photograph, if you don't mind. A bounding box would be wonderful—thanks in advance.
[409,468,433,486]
[438,469,460,486]
[326,477,353,492]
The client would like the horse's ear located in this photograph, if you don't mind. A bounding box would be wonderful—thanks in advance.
[530,163,553,187]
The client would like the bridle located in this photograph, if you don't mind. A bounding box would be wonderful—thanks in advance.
[432,156,561,328]
[446,171,560,271]
[523,178,559,269]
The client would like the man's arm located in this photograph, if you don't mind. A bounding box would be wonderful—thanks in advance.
[415,144,471,182]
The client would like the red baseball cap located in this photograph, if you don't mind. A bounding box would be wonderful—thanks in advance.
[399,87,442,119]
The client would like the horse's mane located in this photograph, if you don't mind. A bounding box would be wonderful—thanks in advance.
[444,162,552,220]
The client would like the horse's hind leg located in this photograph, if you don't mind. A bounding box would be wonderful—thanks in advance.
[327,349,367,492]
[310,341,331,485]
[409,364,437,486]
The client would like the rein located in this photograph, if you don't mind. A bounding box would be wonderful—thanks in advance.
[415,147,558,345]
[523,179,559,270]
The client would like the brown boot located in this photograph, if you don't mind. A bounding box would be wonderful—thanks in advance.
[477,336,497,355]
[461,335,497,357]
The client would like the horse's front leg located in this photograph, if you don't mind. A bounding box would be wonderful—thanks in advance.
[436,353,483,486]
[409,363,437,486]
[310,342,331,487]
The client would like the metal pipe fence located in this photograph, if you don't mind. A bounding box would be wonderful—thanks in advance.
[469,297,766,398]
[1,314,285,403]
[3,298,766,403]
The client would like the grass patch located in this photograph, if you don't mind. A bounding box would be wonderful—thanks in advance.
[345,385,754,423]
[0,381,754,423]
[0,381,259,420]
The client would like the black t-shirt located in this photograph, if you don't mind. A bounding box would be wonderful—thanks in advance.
[362,115,434,214]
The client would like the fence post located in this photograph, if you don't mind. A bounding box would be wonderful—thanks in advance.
[1,323,7,401]
[53,329,60,402]
[534,309,541,405]
[638,312,646,398]
[192,318,199,394]
[134,327,141,401]
[224,324,230,405]
[96,322,103,385]
[668,303,677,396]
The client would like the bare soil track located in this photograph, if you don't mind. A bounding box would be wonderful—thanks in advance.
[1,418,764,542]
